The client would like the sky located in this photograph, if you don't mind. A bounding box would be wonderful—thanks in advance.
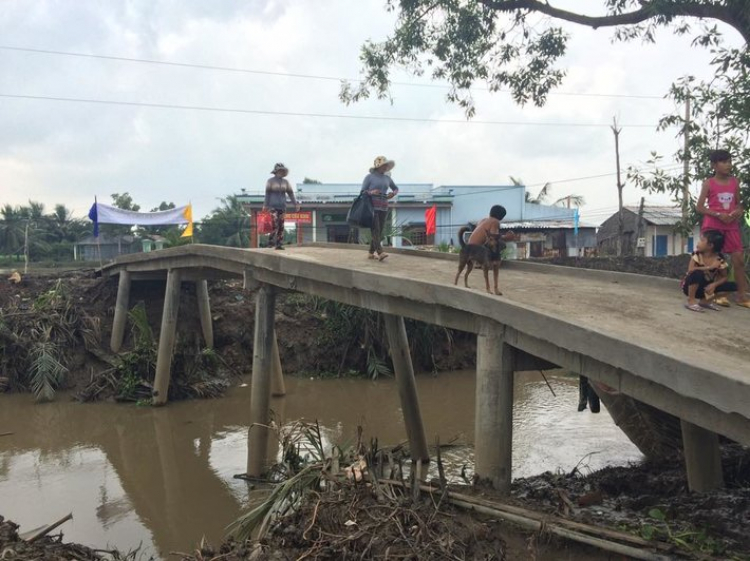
[0,1,745,225]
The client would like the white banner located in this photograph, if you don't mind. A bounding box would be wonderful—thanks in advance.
[93,203,191,225]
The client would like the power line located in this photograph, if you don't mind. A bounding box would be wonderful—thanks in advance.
[0,45,666,100]
[0,93,661,128]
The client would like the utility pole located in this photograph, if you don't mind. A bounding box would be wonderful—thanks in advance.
[611,117,624,256]
[682,94,691,254]
[635,197,646,256]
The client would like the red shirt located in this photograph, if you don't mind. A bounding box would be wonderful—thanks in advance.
[702,176,739,232]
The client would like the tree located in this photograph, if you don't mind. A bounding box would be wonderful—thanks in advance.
[341,1,748,116]
[302,177,322,184]
[198,196,250,247]
[102,192,140,237]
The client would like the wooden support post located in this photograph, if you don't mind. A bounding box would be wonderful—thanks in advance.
[475,323,515,494]
[680,419,724,492]
[271,332,286,397]
[383,314,430,466]
[110,270,132,353]
[196,280,214,348]
[247,285,277,477]
[152,269,183,406]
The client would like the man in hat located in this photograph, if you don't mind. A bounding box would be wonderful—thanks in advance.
[361,156,398,261]
[263,162,300,250]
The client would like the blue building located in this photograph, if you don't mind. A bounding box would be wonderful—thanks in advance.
[237,181,585,255]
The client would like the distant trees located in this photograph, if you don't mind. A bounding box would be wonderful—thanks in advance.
[197,196,250,247]
[0,201,87,263]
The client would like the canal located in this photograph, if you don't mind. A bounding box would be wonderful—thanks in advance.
[0,370,642,559]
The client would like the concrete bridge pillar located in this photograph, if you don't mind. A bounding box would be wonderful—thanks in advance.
[383,314,430,469]
[247,284,277,477]
[196,280,214,349]
[152,269,183,406]
[680,420,724,492]
[475,323,515,494]
[271,333,286,397]
[110,270,132,353]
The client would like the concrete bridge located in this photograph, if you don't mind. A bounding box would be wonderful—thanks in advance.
[99,243,750,494]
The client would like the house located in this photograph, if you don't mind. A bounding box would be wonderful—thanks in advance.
[499,219,598,258]
[73,234,168,261]
[74,234,139,261]
[237,182,576,251]
[597,206,699,257]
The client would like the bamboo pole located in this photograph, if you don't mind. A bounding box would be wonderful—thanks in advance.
[381,480,673,561]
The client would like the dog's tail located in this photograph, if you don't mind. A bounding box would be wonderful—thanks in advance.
[457,226,471,249]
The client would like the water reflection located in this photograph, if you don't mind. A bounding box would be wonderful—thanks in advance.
[0,370,641,559]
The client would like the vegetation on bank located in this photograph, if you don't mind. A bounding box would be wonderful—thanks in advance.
[0,272,474,403]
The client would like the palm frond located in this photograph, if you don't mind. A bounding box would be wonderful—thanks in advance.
[128,303,154,350]
[30,339,67,402]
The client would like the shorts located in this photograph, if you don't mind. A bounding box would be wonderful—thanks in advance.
[701,227,743,254]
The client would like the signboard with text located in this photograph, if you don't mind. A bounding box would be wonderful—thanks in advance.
[284,211,313,224]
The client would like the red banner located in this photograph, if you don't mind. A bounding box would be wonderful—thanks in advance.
[425,205,437,235]
[285,211,313,224]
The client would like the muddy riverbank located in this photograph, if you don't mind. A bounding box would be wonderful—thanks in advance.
[0,269,474,400]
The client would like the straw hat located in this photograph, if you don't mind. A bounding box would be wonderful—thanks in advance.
[270,162,288,174]
[370,156,395,172]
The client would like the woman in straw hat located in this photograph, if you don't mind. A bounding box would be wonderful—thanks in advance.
[263,162,300,250]
[361,156,399,261]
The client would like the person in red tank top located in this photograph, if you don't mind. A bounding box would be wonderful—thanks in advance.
[696,149,749,307]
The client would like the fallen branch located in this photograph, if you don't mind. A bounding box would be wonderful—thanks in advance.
[380,480,673,561]
[23,513,73,543]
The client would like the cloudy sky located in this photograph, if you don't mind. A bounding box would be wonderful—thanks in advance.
[0,1,744,225]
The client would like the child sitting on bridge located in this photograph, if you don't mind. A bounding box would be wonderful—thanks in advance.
[682,230,737,313]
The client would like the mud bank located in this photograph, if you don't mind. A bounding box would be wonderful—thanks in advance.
[0,270,474,400]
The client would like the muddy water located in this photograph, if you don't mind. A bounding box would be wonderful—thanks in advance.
[0,370,641,559]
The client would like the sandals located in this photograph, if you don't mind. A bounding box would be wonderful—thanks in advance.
[377,253,389,262]
[367,254,376,260]
[713,295,731,307]
[699,302,722,311]
[736,300,750,308]
[684,303,704,313]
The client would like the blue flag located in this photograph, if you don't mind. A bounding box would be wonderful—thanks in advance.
[88,198,99,237]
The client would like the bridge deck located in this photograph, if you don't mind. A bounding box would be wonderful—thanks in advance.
[101,244,750,443]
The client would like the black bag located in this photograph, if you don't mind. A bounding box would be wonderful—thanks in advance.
[347,193,374,228]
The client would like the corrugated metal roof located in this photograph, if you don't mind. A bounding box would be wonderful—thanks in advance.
[624,205,682,225]
[500,220,597,230]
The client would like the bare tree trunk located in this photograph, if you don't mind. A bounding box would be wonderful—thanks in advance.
[682,94,691,253]
[612,118,624,256]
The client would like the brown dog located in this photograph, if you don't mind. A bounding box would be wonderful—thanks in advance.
[454,226,506,295]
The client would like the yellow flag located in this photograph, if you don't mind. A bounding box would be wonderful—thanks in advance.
[181,204,194,238]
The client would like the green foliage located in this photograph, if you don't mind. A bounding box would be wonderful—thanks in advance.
[343,1,748,118]
[197,195,250,247]
[29,334,68,403]
[290,295,458,378]
[639,507,732,556]
[113,303,157,402]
